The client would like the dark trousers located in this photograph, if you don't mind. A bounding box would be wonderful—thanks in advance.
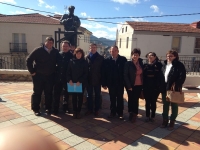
[31,73,54,111]
[162,91,178,121]
[53,81,69,112]
[108,85,124,115]
[144,89,160,118]
[87,85,101,112]
[127,85,142,115]
[72,92,83,113]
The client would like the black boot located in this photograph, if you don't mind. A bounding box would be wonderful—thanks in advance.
[168,120,175,131]
[160,119,169,128]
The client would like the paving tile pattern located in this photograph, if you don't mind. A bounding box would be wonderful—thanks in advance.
[0,82,200,150]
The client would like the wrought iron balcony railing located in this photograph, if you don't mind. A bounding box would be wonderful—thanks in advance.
[10,43,27,52]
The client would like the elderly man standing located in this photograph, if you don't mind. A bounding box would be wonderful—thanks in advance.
[26,37,59,116]
[85,43,104,116]
[102,46,127,119]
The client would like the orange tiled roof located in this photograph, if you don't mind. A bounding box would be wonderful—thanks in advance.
[0,13,60,24]
[126,21,200,33]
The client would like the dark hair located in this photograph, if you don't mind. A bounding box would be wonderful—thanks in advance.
[90,43,97,47]
[68,6,75,10]
[145,52,159,61]
[74,47,85,59]
[61,40,71,46]
[166,50,179,60]
[45,37,54,43]
[111,45,119,50]
[131,48,141,56]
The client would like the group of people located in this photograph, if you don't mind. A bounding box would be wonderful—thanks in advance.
[26,36,186,131]
[26,37,103,119]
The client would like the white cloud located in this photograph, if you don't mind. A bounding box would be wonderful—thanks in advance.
[54,12,62,15]
[80,12,87,17]
[38,0,44,7]
[92,30,116,39]
[111,0,140,4]
[86,16,95,21]
[10,10,25,14]
[131,17,148,22]
[150,5,159,13]
[81,22,117,32]
[45,4,55,9]
[115,7,120,11]
[0,0,16,4]
[116,22,123,31]
[38,0,55,9]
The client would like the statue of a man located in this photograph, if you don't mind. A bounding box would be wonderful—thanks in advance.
[60,6,81,32]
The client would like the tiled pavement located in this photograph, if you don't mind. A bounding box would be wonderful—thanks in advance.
[0,82,200,150]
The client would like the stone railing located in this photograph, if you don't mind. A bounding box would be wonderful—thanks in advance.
[0,69,32,81]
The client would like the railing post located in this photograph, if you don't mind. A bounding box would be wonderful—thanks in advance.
[58,28,61,51]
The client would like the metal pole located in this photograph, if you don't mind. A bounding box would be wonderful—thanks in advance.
[58,28,61,51]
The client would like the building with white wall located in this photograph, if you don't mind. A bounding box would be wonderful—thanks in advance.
[116,21,200,60]
[0,13,92,55]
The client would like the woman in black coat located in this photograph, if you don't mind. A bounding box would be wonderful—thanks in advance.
[143,52,163,122]
[124,48,143,123]
[160,50,186,130]
[66,48,88,119]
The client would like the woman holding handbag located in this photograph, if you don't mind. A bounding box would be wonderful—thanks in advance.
[160,50,186,130]
[143,52,163,122]
[124,48,143,123]
[66,48,88,119]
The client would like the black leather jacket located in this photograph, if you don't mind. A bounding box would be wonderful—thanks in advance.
[163,58,186,91]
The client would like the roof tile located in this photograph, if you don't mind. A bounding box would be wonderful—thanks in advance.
[0,13,60,24]
[126,21,200,33]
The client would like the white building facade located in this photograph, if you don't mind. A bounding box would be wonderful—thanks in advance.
[0,13,92,55]
[117,21,200,60]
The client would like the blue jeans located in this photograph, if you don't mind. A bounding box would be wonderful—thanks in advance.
[87,85,101,112]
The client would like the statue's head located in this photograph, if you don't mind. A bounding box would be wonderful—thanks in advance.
[68,6,75,14]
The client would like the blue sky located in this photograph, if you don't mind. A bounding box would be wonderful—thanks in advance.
[0,0,200,40]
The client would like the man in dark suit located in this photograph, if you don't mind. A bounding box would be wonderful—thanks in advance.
[53,40,73,115]
[102,46,127,119]
[85,43,104,116]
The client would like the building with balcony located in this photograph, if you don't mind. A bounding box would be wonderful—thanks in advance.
[0,13,92,69]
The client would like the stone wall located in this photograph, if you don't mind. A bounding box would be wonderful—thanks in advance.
[0,69,32,81]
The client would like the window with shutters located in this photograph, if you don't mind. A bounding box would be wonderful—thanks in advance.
[171,37,181,53]
[194,38,200,53]
[126,37,129,48]
[10,33,27,52]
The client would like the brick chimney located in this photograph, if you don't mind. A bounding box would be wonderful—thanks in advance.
[190,21,200,29]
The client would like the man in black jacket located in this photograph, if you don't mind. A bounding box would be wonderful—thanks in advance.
[102,46,127,119]
[85,43,104,116]
[53,40,73,115]
[26,37,59,116]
